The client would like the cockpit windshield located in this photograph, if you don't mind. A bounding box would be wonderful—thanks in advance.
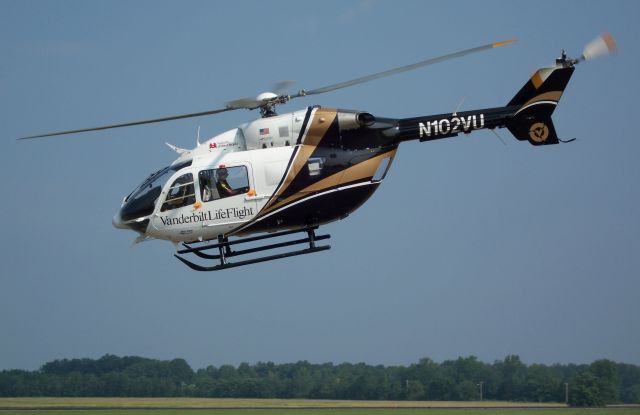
[126,160,192,201]
[120,160,192,222]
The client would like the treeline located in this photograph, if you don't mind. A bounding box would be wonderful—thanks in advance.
[1,354,639,406]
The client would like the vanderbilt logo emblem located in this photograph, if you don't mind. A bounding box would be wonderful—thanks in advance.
[529,122,549,143]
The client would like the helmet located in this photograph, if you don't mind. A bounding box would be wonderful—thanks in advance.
[217,168,228,178]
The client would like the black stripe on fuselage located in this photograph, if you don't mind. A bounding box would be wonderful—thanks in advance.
[264,106,314,207]
[273,115,341,203]
[296,106,315,145]
[237,179,380,235]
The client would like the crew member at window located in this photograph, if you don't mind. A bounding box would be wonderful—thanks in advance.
[216,168,239,196]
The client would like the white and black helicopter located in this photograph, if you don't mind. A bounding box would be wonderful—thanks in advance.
[20,34,616,271]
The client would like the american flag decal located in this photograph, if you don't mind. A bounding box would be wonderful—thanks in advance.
[259,128,270,135]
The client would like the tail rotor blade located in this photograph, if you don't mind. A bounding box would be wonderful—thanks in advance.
[582,32,617,61]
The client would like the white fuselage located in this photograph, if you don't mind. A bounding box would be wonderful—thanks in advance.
[114,107,398,243]
[145,145,295,242]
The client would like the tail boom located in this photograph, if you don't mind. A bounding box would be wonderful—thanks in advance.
[396,61,576,146]
[397,106,516,143]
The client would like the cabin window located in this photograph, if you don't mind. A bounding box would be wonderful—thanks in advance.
[199,166,250,202]
[161,173,196,212]
[372,156,392,182]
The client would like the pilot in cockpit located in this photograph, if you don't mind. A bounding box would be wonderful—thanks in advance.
[216,167,239,196]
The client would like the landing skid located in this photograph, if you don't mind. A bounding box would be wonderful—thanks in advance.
[175,226,331,271]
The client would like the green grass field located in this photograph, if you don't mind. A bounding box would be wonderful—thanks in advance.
[0,398,638,415]
[2,410,638,415]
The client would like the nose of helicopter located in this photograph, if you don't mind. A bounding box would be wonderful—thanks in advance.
[112,205,152,235]
[112,211,128,229]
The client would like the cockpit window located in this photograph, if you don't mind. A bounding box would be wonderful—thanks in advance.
[120,160,193,222]
[126,160,193,203]
[161,173,196,212]
[199,166,249,202]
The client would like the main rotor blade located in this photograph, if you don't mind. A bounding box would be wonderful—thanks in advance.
[292,39,516,98]
[19,39,515,140]
[18,106,238,139]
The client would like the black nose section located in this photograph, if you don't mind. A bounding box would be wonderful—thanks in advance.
[120,187,161,222]
[113,185,160,233]
[112,211,127,229]
[113,189,156,234]
[112,208,151,234]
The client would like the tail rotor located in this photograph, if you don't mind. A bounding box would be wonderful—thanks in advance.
[581,32,617,62]
[507,33,616,145]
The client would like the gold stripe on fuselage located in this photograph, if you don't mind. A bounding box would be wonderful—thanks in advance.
[261,148,397,217]
[260,108,338,215]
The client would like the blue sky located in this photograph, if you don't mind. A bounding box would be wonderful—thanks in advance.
[1,0,639,371]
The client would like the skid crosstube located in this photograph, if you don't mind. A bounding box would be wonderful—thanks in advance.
[175,226,331,271]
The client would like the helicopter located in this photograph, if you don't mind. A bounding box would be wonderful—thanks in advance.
[19,34,616,271]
